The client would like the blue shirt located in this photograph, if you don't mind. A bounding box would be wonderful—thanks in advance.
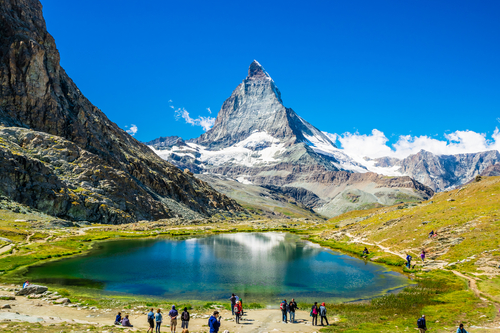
[156,313,162,322]
[147,311,154,320]
[209,316,220,332]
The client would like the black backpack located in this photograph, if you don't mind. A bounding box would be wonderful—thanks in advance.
[182,311,189,321]
[417,318,424,328]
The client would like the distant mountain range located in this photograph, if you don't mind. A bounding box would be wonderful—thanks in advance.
[0,0,242,223]
[147,61,438,218]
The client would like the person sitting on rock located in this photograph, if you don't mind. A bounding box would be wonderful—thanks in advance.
[114,312,122,325]
[362,247,369,256]
[457,323,468,333]
[428,230,434,238]
[121,314,133,327]
[23,280,29,288]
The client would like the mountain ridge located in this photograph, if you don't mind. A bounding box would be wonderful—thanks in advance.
[149,61,434,218]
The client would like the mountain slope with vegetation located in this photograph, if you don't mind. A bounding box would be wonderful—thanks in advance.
[0,0,242,223]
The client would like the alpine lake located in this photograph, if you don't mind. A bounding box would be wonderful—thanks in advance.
[24,232,412,304]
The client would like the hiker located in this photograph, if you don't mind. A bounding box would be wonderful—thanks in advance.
[289,298,299,323]
[122,315,133,327]
[147,308,155,332]
[169,305,178,333]
[417,314,427,332]
[421,250,426,262]
[208,310,222,333]
[280,299,288,323]
[406,254,412,268]
[311,302,319,326]
[181,307,190,330]
[22,280,29,288]
[362,247,369,256]
[319,302,329,326]
[457,323,468,333]
[114,312,122,325]
[155,309,163,333]
[229,293,237,315]
[428,230,434,238]
[234,301,242,324]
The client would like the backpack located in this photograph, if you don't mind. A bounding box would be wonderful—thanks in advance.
[417,318,424,328]
[280,302,285,310]
[234,304,240,314]
[312,307,318,315]
[182,311,189,321]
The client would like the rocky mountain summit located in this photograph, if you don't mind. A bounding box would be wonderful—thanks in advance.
[0,0,242,223]
[367,150,500,191]
[148,61,434,217]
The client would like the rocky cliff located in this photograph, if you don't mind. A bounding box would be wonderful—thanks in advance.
[0,0,242,223]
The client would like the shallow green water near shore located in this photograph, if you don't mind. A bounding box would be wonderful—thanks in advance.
[25,232,411,304]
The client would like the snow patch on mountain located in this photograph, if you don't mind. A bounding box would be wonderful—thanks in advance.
[150,131,287,168]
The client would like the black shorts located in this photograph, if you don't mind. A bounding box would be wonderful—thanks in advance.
[149,318,154,328]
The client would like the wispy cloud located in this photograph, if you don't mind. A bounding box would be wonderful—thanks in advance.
[125,124,138,136]
[325,128,500,159]
[174,108,215,131]
[207,107,212,114]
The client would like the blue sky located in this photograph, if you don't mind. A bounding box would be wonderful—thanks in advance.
[42,0,500,154]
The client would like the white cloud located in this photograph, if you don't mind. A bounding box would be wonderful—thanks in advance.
[326,127,500,159]
[126,124,138,136]
[175,107,215,131]
[207,107,212,114]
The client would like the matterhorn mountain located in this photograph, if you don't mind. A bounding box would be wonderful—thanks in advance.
[148,61,434,218]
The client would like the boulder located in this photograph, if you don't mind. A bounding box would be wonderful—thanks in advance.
[15,285,48,296]
[54,298,70,304]
[0,295,15,300]
[1,304,11,309]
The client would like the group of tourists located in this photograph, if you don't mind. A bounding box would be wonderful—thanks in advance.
[229,293,244,323]
[114,305,190,333]
[405,249,427,269]
[279,298,299,323]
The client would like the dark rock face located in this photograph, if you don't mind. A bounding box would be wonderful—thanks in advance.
[481,162,500,177]
[0,0,242,222]
[261,185,325,208]
[145,136,186,148]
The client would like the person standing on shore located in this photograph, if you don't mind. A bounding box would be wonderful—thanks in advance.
[319,302,329,326]
[311,302,318,326]
[289,299,299,323]
[155,309,162,333]
[417,314,427,332]
[169,305,178,333]
[209,310,222,332]
[280,299,288,323]
[181,307,190,330]
[147,308,155,332]
[234,301,242,324]
[406,254,412,268]
[229,293,236,315]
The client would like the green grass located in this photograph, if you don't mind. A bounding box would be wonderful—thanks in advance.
[321,271,491,333]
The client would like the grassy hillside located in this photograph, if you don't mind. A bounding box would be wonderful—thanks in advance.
[306,176,500,332]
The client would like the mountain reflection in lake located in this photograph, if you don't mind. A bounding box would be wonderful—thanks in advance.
[26,232,411,303]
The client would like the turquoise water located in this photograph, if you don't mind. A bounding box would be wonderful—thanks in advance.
[25,232,411,303]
